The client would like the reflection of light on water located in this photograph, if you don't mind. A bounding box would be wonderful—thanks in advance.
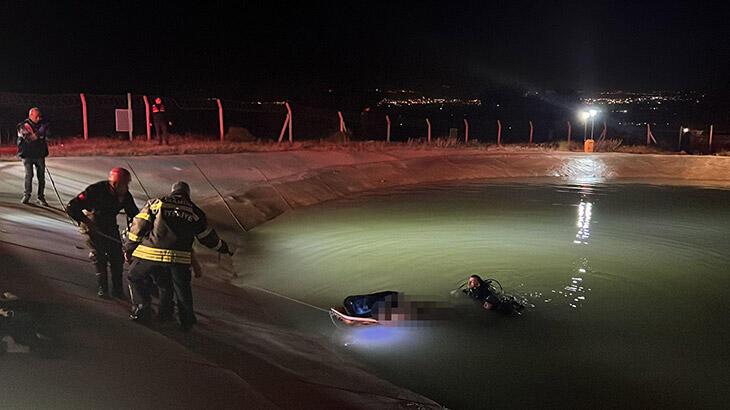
[557,157,611,184]
[337,325,415,351]
[574,201,593,245]
[553,191,595,309]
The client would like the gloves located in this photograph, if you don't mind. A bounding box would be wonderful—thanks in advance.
[124,248,134,264]
[218,241,231,255]
[81,218,98,234]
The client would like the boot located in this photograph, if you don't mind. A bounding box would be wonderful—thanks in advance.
[95,273,108,298]
[37,197,48,207]
[130,305,151,322]
[21,195,30,204]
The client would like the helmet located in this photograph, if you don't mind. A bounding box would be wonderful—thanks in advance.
[171,181,190,197]
[108,167,131,184]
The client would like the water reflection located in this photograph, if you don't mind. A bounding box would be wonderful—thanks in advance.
[555,187,594,309]
[574,201,592,245]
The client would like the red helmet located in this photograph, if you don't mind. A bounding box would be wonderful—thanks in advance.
[108,167,131,184]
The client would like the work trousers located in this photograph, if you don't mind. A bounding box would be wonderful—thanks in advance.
[22,158,46,199]
[86,231,124,294]
[128,259,195,326]
[153,118,168,145]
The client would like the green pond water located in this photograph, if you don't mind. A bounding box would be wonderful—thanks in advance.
[234,179,730,409]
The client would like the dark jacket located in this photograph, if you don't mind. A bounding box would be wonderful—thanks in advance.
[66,181,139,235]
[464,284,501,307]
[16,119,49,159]
[464,284,522,314]
[124,194,224,265]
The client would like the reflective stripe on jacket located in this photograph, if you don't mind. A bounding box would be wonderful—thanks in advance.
[124,194,222,265]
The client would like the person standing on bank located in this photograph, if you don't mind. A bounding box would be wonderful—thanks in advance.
[67,168,140,299]
[124,181,230,331]
[151,97,169,145]
[17,107,50,205]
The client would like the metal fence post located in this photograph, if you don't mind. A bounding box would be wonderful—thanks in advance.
[80,93,88,141]
[426,118,431,144]
[385,114,391,143]
[709,124,713,151]
[127,92,133,142]
[647,124,651,145]
[497,120,502,146]
[677,126,683,151]
[567,121,572,143]
[529,120,534,144]
[278,109,290,144]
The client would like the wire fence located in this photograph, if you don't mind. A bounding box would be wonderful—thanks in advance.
[1,91,728,153]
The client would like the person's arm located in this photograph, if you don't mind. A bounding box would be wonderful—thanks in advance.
[191,251,203,278]
[122,193,140,228]
[193,211,229,254]
[66,189,95,226]
[16,122,33,146]
[124,199,158,259]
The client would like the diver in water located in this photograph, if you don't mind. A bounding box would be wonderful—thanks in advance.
[463,274,524,314]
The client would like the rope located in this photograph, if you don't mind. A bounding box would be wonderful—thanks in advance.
[243,284,329,313]
[191,159,247,233]
[126,161,151,200]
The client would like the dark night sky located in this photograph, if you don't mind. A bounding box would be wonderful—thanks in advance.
[2,1,729,97]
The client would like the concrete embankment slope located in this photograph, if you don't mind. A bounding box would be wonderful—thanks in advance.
[2,149,728,408]
[24,150,730,233]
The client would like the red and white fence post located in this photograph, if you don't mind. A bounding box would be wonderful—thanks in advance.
[215,98,224,142]
[80,93,88,141]
[529,120,534,144]
[567,121,572,143]
[463,118,470,144]
[338,111,346,133]
[142,95,151,141]
[709,124,714,151]
[278,102,293,144]
[286,102,293,143]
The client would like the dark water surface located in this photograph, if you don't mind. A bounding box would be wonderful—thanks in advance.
[234,180,730,409]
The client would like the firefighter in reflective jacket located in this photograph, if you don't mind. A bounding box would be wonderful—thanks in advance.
[124,181,230,330]
[67,168,140,298]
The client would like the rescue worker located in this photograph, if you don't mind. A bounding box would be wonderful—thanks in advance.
[463,274,524,314]
[124,181,230,331]
[17,107,50,205]
[151,97,169,145]
[67,168,140,298]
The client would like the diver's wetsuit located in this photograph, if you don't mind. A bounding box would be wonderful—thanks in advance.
[464,284,521,314]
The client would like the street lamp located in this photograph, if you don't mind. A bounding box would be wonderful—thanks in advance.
[588,109,599,140]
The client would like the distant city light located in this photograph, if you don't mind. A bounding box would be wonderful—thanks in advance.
[377,96,481,108]
[683,128,690,133]
[589,109,598,117]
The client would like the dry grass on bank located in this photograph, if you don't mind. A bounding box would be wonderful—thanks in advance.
[0,134,701,159]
